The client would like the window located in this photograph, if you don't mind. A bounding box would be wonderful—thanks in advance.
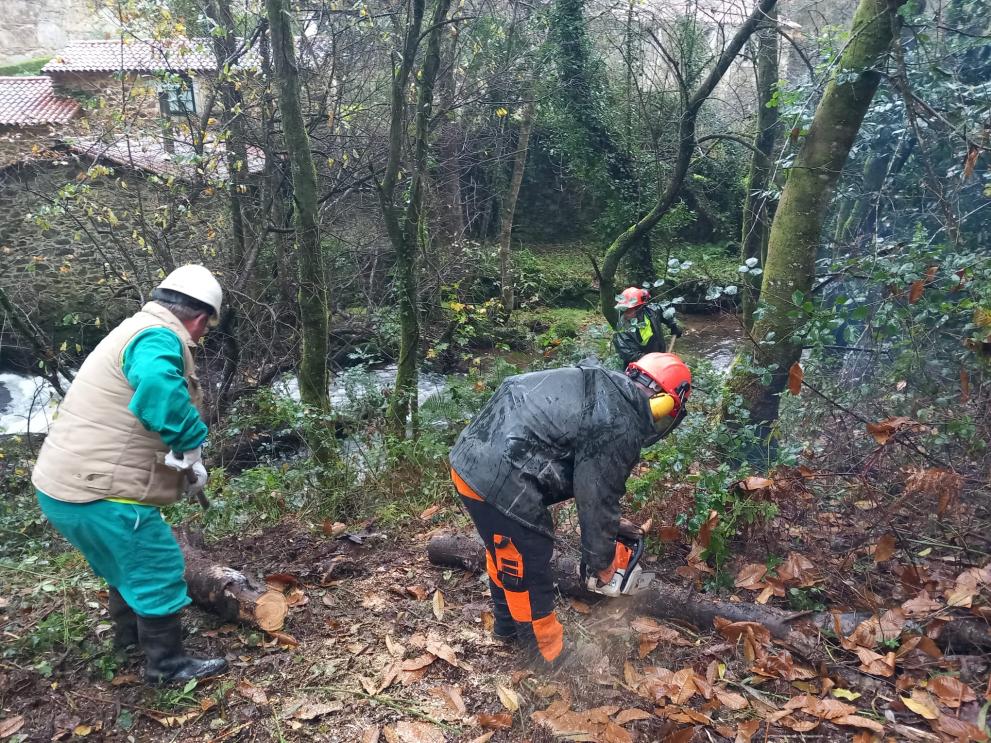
[159,76,196,116]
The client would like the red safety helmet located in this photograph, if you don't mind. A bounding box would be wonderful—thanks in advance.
[615,287,650,310]
[626,352,692,410]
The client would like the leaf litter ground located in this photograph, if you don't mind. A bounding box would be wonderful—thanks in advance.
[2,469,990,743]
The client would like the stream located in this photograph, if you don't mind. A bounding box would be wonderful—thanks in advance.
[0,313,742,436]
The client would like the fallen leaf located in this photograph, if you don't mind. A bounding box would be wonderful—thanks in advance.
[468,734,495,743]
[856,647,896,677]
[787,362,803,395]
[265,572,302,591]
[805,697,856,720]
[385,634,405,658]
[419,505,441,520]
[495,682,520,712]
[909,279,925,304]
[927,675,976,708]
[425,639,461,668]
[714,689,748,710]
[901,592,942,617]
[613,708,653,725]
[740,476,774,491]
[321,520,347,538]
[286,587,308,607]
[902,689,940,720]
[833,715,884,733]
[866,416,916,445]
[200,697,217,712]
[658,526,682,542]
[697,510,719,549]
[267,630,299,647]
[734,720,761,743]
[431,685,466,717]
[393,721,445,743]
[432,590,445,620]
[294,701,343,720]
[932,713,988,740]
[361,727,381,743]
[401,653,436,672]
[406,585,428,601]
[480,609,494,632]
[236,680,269,705]
[111,673,141,686]
[832,688,862,701]
[475,713,512,730]
[873,533,897,562]
[963,145,980,180]
[735,563,768,590]
[150,712,198,728]
[73,724,96,737]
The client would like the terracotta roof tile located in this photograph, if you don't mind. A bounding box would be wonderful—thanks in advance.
[0,76,81,126]
[43,38,259,74]
[66,135,265,180]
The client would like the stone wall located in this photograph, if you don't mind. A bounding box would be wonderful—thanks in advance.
[0,0,116,66]
[0,158,226,369]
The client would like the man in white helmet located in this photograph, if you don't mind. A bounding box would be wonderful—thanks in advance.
[32,265,228,684]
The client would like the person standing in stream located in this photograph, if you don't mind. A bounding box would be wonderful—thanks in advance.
[32,265,229,684]
[612,287,683,367]
[449,353,692,668]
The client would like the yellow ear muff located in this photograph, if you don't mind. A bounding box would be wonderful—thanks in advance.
[649,393,676,421]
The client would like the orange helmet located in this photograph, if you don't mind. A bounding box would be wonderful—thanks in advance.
[616,287,650,310]
[627,352,692,412]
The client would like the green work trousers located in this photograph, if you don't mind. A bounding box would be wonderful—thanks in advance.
[36,491,191,617]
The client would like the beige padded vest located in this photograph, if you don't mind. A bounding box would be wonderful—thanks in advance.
[32,302,205,506]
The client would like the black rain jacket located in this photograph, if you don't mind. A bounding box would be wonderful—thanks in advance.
[612,303,673,367]
[449,362,659,572]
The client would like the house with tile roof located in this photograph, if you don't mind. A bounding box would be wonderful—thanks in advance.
[43,37,260,120]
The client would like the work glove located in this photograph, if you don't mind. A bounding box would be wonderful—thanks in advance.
[584,541,636,598]
[165,447,209,501]
[618,518,643,541]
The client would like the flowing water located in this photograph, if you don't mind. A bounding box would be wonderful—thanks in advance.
[0,313,742,435]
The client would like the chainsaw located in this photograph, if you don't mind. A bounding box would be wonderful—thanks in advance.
[584,534,656,597]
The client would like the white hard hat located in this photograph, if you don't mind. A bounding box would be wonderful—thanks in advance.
[157,264,223,319]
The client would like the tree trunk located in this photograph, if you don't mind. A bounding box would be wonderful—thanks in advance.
[266,0,330,411]
[206,0,250,268]
[724,0,907,440]
[176,531,288,632]
[378,0,453,434]
[741,9,779,332]
[599,0,778,328]
[497,98,535,318]
[427,532,991,654]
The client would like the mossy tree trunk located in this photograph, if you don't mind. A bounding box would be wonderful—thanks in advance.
[723,0,907,439]
[266,0,330,411]
[599,0,778,328]
[498,97,535,318]
[741,8,779,331]
[377,0,453,435]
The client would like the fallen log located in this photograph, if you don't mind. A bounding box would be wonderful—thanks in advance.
[427,532,991,654]
[176,530,288,632]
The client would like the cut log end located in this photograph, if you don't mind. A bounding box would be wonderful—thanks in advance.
[254,591,289,632]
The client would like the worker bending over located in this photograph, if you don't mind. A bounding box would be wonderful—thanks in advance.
[449,353,691,667]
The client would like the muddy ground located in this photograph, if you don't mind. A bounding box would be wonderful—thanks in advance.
[2,471,990,742]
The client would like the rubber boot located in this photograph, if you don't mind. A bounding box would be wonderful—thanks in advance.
[107,588,138,650]
[138,613,228,684]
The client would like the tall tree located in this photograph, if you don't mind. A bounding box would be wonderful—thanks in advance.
[266,0,330,410]
[598,0,778,327]
[724,0,908,439]
[377,0,454,433]
[740,7,780,331]
[497,97,535,318]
